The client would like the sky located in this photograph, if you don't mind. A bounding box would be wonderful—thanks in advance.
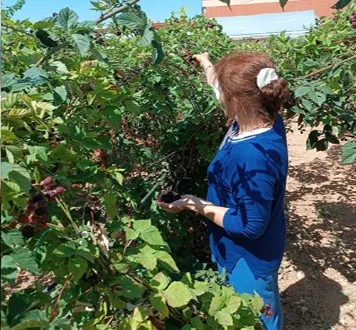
[2,0,203,22]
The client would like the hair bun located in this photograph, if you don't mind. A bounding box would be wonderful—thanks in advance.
[261,78,290,113]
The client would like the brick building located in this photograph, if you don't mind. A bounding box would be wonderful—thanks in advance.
[202,0,336,18]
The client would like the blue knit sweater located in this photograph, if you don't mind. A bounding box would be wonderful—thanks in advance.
[207,117,288,277]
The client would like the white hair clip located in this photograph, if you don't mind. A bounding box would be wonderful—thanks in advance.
[257,68,278,90]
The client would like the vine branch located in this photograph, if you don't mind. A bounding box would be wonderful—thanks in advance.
[2,23,37,39]
[95,0,140,24]
[302,54,356,79]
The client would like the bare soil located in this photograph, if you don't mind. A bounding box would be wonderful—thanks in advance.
[280,120,356,330]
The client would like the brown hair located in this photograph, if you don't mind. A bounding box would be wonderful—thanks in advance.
[214,52,290,128]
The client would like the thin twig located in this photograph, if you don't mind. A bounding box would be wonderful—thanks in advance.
[50,275,72,321]
[95,0,140,24]
[301,54,356,80]
[2,23,37,39]
[123,239,133,255]
[147,151,176,168]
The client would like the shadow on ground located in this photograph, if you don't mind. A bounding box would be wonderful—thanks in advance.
[282,145,356,329]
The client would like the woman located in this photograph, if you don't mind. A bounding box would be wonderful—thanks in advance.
[158,52,289,330]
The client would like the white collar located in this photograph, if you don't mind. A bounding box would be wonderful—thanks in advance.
[230,127,271,140]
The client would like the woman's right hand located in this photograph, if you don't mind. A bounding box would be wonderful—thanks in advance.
[192,52,211,69]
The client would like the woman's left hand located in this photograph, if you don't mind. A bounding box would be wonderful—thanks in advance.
[157,194,196,214]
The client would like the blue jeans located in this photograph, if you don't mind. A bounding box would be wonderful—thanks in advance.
[216,257,283,330]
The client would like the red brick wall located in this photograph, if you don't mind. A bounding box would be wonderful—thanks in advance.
[204,0,336,18]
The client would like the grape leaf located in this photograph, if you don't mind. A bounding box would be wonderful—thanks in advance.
[11,248,39,274]
[58,7,78,30]
[150,294,169,319]
[68,256,88,282]
[215,310,233,326]
[164,282,195,308]
[341,141,356,164]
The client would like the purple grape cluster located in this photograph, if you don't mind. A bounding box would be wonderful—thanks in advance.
[349,12,356,29]
[19,176,66,237]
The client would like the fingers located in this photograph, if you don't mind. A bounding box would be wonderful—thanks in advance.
[192,52,210,65]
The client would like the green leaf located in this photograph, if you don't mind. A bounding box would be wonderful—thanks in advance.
[139,24,155,47]
[111,170,124,185]
[192,281,210,296]
[124,100,140,114]
[71,34,90,55]
[68,256,88,282]
[247,295,264,312]
[27,146,48,163]
[152,40,165,65]
[11,80,32,92]
[215,310,233,326]
[156,251,179,272]
[33,21,55,29]
[53,86,68,103]
[124,227,139,240]
[209,295,225,316]
[76,246,98,263]
[23,67,48,86]
[341,141,356,164]
[140,226,165,246]
[8,169,31,194]
[137,252,157,271]
[51,61,69,74]
[150,294,169,318]
[325,134,339,145]
[164,282,195,308]
[116,277,145,299]
[51,144,79,162]
[103,192,117,219]
[1,162,14,179]
[11,310,49,330]
[11,248,39,274]
[35,30,58,48]
[103,107,121,130]
[151,272,171,292]
[223,295,241,314]
[1,230,24,247]
[53,242,76,257]
[306,130,321,150]
[1,255,18,282]
[2,73,16,88]
[219,0,231,5]
[113,263,129,273]
[133,220,151,233]
[1,129,19,143]
[58,7,79,30]
[1,162,31,194]
[133,220,165,246]
[6,148,14,163]
[116,12,146,30]
[315,139,329,151]
[279,0,288,9]
[294,86,311,98]
[332,0,351,9]
[191,316,204,329]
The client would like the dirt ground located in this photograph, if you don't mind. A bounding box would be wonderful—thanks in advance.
[280,120,356,330]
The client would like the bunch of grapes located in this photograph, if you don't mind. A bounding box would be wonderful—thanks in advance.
[183,49,196,65]
[157,191,181,203]
[261,303,273,319]
[19,176,66,238]
[349,12,356,29]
